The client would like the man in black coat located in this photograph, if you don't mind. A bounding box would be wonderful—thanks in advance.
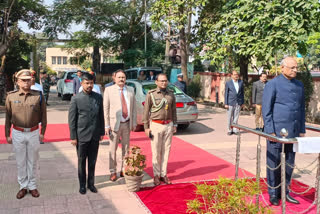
[68,73,105,194]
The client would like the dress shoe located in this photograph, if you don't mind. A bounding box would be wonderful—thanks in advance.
[40,141,44,144]
[269,196,279,206]
[88,185,98,193]
[227,132,233,136]
[46,103,50,106]
[29,189,40,198]
[79,187,86,194]
[120,171,124,177]
[160,176,172,184]
[154,175,161,186]
[110,173,117,182]
[16,189,27,199]
[286,194,300,204]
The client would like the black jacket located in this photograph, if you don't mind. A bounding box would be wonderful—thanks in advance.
[68,91,105,142]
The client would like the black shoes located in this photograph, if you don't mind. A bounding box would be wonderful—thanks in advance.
[227,132,233,135]
[269,194,300,206]
[286,194,300,204]
[79,187,86,194]
[88,185,98,193]
[269,196,279,206]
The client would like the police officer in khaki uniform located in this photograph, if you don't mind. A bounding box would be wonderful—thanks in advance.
[5,69,47,199]
[143,73,177,186]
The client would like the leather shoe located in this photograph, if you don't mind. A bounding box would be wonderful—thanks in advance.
[16,189,27,199]
[160,176,172,184]
[269,196,279,206]
[154,175,161,186]
[286,194,300,204]
[79,187,86,194]
[88,185,98,193]
[227,132,233,136]
[110,173,117,182]
[120,171,124,177]
[29,189,40,198]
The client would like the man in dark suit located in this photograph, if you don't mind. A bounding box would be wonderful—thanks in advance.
[73,70,82,96]
[252,72,267,130]
[263,56,305,206]
[68,73,105,195]
[224,70,244,135]
[147,71,156,81]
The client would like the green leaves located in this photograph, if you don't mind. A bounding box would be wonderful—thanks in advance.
[196,0,320,63]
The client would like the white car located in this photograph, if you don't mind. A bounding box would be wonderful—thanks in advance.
[56,70,77,100]
[125,80,198,131]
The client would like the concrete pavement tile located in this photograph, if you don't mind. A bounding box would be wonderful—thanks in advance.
[20,205,45,214]
[0,209,20,214]
[90,199,115,210]
[94,208,119,214]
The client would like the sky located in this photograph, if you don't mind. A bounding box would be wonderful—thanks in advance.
[19,0,84,39]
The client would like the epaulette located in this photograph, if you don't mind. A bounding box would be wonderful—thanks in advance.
[7,90,18,94]
[148,89,157,94]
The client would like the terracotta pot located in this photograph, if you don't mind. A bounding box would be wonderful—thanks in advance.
[124,173,144,192]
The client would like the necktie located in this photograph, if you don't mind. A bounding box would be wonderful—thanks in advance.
[120,88,128,119]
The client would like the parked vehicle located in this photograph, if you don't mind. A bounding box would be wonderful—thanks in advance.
[124,67,162,80]
[56,70,77,100]
[125,80,198,131]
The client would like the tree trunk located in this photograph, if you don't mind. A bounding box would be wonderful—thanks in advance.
[92,45,100,72]
[179,27,188,83]
[239,55,249,86]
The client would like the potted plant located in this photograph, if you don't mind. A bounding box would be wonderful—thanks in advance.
[123,145,146,192]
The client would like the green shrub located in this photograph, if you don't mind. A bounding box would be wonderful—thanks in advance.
[186,177,272,214]
[187,73,202,99]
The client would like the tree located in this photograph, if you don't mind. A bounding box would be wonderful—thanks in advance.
[45,0,156,69]
[0,0,46,58]
[197,0,320,83]
[150,0,206,83]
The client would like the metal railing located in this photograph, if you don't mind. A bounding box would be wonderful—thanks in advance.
[231,123,320,214]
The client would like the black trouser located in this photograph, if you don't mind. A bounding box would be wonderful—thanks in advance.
[76,139,99,188]
[266,141,295,198]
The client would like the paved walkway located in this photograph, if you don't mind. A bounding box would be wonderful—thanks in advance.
[0,88,319,213]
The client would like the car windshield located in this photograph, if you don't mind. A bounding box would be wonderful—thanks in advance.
[66,72,77,80]
[142,83,184,95]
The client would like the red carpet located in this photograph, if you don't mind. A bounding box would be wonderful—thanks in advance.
[0,124,317,213]
[136,179,316,214]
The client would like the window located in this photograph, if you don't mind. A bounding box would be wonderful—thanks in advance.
[63,57,67,64]
[52,56,56,64]
[57,57,62,64]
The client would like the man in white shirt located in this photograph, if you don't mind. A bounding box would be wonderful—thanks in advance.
[103,70,137,181]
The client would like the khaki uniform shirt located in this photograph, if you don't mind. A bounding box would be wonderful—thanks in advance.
[5,90,47,137]
[143,88,177,129]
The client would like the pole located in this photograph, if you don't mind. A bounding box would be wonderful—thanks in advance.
[235,132,241,180]
[281,143,286,214]
[144,0,147,67]
[255,135,261,206]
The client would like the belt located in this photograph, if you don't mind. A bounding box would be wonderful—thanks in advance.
[13,125,39,132]
[120,119,130,123]
[152,120,172,125]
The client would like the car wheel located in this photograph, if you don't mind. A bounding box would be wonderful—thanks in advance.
[178,124,189,130]
[134,125,144,132]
